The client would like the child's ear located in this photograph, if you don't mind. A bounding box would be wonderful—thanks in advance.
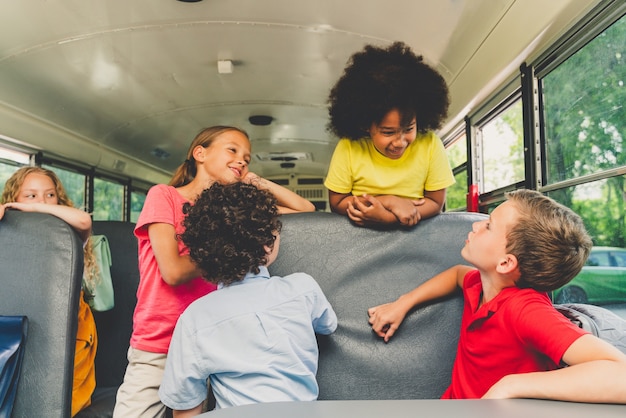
[496,254,518,275]
[192,145,206,162]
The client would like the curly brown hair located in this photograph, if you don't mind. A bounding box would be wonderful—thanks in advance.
[180,182,282,286]
[505,189,592,292]
[327,41,449,139]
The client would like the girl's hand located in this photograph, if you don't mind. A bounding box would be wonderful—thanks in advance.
[243,171,315,213]
[242,171,261,184]
[347,195,396,226]
[379,196,424,226]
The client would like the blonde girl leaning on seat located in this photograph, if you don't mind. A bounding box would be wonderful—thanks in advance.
[0,166,98,417]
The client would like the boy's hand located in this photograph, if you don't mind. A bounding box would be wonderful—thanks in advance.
[367,301,410,342]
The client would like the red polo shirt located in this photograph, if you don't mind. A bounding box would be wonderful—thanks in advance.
[442,270,587,399]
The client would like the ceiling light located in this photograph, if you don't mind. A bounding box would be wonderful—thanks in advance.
[217,60,233,74]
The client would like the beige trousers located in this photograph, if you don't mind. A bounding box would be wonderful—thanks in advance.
[112,346,168,418]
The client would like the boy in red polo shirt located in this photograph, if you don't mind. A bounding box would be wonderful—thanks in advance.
[368,189,626,403]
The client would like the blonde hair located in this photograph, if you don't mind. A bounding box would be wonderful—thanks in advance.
[168,126,250,187]
[1,166,99,292]
[1,166,71,205]
[505,189,592,292]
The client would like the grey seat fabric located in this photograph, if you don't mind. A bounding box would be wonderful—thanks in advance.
[80,211,487,407]
[0,211,83,418]
[270,211,487,400]
[555,303,626,354]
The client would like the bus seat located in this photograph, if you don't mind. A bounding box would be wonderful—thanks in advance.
[77,221,139,418]
[79,211,486,409]
[0,211,83,418]
[270,211,488,400]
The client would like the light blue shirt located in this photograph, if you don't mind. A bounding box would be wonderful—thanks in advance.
[159,266,338,410]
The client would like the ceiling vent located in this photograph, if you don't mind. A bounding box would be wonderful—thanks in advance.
[249,115,274,126]
[151,147,170,159]
[255,151,312,162]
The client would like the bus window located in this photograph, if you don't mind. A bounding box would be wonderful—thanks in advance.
[0,148,29,189]
[542,15,626,184]
[547,176,625,250]
[540,11,625,251]
[93,177,125,221]
[478,100,524,193]
[538,9,625,312]
[445,133,468,211]
[42,164,87,212]
[130,190,146,223]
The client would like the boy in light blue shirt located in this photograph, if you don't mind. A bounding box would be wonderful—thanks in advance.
[159,182,337,416]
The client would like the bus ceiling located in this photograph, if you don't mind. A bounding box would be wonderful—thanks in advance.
[0,0,603,185]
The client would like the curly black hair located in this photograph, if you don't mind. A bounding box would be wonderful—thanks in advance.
[180,182,282,286]
[327,41,449,139]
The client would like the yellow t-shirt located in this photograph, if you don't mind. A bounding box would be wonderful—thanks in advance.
[324,131,455,199]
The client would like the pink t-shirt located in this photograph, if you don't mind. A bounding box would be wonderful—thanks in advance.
[131,184,217,353]
[442,269,587,399]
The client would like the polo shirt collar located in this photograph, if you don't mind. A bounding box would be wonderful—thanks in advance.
[466,277,519,320]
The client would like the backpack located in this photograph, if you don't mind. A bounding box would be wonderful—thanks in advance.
[84,235,115,312]
[555,303,626,354]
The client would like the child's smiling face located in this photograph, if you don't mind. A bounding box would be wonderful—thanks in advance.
[369,109,417,159]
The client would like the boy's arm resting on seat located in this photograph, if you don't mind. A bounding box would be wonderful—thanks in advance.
[149,222,205,286]
[483,334,626,403]
[368,265,471,342]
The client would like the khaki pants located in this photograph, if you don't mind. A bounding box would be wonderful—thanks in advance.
[113,347,168,418]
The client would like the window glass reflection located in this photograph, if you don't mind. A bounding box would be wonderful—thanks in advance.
[542,15,626,183]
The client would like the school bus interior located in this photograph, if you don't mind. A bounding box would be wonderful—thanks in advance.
[1,0,626,417]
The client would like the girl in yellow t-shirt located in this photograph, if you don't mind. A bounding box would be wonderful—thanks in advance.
[325,41,454,228]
